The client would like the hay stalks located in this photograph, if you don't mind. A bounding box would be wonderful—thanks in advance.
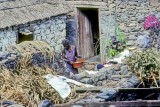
[0,41,79,106]
[126,49,160,87]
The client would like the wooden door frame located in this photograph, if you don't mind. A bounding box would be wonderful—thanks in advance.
[98,8,103,63]
[74,7,102,61]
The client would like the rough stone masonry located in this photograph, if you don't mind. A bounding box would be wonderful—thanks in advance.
[0,0,159,71]
[0,15,66,53]
[114,0,160,47]
[0,15,66,72]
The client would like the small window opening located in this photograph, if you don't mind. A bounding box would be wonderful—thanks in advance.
[18,32,34,43]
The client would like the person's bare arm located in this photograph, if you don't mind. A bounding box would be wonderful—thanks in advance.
[62,49,70,63]
[62,49,66,59]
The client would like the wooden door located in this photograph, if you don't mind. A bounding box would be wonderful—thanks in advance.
[76,9,94,59]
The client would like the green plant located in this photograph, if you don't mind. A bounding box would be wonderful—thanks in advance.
[116,27,126,42]
[126,49,160,87]
[106,26,126,58]
[109,48,119,58]
[94,38,100,55]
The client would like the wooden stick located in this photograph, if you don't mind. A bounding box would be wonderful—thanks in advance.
[74,100,160,107]
[143,93,155,100]
[151,72,159,87]
[159,70,160,81]
[76,87,103,93]
[111,75,131,78]
[84,61,100,64]
[118,88,160,93]
[55,92,91,107]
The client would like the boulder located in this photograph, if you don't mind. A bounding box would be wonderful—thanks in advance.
[73,72,90,81]
[112,77,121,81]
[80,78,93,85]
[127,74,140,86]
[120,65,129,75]
[96,81,102,86]
[97,89,117,101]
[136,35,151,48]
[129,35,137,40]
[71,105,83,107]
[113,64,121,71]
[126,41,135,46]
[84,64,95,70]
[38,99,54,107]
[102,80,107,86]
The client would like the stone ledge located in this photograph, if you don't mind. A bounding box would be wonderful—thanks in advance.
[66,1,107,6]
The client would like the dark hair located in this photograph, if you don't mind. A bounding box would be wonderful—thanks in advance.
[62,39,70,46]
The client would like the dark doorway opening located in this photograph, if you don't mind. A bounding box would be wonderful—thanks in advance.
[76,8,100,60]
[18,32,34,43]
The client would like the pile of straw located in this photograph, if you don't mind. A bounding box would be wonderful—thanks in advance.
[0,41,79,106]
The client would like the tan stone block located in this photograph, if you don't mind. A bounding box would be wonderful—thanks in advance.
[84,64,95,70]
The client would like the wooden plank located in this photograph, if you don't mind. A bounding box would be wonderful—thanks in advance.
[55,100,160,107]
[74,100,160,107]
[76,8,95,59]
[76,87,160,93]
[66,1,107,6]
[98,8,103,63]
[119,88,160,93]
[76,87,103,93]
[55,92,91,107]
[84,61,100,64]
[111,75,131,78]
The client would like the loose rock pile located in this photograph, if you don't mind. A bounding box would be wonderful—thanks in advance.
[75,63,140,103]
[73,64,139,88]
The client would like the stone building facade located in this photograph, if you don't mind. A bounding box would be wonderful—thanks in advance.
[100,0,160,61]
[0,0,159,68]
[0,15,66,52]
[0,1,68,54]
[114,0,160,46]
[64,0,160,62]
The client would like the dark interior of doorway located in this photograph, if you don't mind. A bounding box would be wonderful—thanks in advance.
[18,32,34,43]
[78,8,100,62]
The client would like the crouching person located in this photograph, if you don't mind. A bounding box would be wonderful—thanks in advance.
[62,39,81,78]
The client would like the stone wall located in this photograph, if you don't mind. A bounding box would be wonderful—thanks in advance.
[99,0,160,61]
[0,15,66,53]
[0,0,159,70]
[0,28,17,51]
[100,9,116,61]
[0,0,15,3]
[0,14,67,72]
[113,0,160,47]
[19,15,66,53]
[66,16,77,45]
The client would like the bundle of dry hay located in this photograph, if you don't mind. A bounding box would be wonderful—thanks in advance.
[0,41,79,106]
[6,41,54,69]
